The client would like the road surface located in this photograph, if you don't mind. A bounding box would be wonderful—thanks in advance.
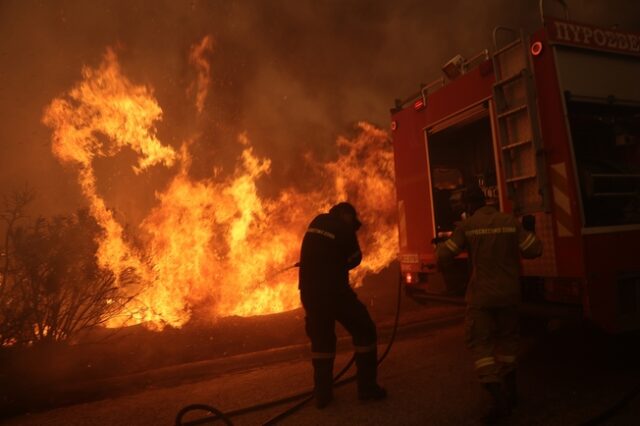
[6,315,640,425]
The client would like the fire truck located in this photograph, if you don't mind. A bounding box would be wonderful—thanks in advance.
[390,1,640,332]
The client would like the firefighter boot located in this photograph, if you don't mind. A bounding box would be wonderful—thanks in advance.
[312,359,334,409]
[355,350,387,401]
[481,382,510,424]
[504,370,518,409]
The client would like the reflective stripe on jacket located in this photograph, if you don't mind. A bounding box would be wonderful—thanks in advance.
[435,205,543,307]
[298,213,362,306]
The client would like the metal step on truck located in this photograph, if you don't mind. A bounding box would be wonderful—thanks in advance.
[390,0,640,332]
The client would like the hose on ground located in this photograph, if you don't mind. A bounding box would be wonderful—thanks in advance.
[175,269,403,426]
[579,382,640,425]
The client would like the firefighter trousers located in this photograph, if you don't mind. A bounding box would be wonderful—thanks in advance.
[465,305,519,383]
[303,289,378,398]
[303,289,378,359]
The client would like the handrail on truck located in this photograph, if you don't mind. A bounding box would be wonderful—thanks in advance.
[539,0,570,24]
[420,77,446,103]
[464,49,489,70]
[391,77,445,112]
[492,26,519,53]
[391,49,489,112]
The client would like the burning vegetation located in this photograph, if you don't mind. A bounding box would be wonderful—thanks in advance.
[2,36,400,336]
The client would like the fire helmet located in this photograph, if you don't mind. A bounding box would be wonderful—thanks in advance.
[329,202,362,230]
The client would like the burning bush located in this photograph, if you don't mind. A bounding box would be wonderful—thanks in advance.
[0,191,134,346]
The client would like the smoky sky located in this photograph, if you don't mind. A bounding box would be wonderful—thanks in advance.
[1,0,639,218]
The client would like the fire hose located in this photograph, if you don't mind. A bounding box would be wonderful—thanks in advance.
[171,259,640,426]
[579,382,640,426]
[174,263,403,425]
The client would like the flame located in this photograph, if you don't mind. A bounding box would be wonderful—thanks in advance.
[188,35,214,114]
[43,44,398,329]
[42,48,175,283]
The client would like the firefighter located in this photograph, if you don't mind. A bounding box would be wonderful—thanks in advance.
[298,202,387,409]
[435,186,542,423]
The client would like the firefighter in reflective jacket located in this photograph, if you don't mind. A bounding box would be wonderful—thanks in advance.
[436,186,542,422]
[298,202,387,408]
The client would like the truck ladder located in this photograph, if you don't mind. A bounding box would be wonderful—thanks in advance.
[491,28,550,213]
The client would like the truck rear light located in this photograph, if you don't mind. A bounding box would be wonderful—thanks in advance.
[403,272,429,285]
[405,272,414,284]
[413,98,425,111]
[391,120,398,131]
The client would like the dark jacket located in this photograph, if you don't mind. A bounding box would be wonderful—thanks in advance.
[298,213,362,308]
[436,206,543,307]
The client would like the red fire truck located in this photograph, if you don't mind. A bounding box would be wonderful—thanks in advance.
[390,2,640,332]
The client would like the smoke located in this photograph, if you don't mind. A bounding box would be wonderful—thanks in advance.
[0,0,639,216]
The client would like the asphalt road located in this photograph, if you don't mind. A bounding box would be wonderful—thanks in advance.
[5,315,640,426]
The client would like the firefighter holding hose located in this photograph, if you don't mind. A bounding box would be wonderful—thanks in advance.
[436,186,542,423]
[298,202,387,409]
